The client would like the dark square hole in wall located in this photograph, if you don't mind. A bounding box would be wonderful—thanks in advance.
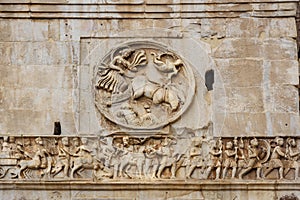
[205,69,214,91]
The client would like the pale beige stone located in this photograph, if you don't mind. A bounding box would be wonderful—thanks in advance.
[213,38,263,58]
[271,85,299,113]
[215,59,264,87]
[269,60,299,85]
[214,113,267,136]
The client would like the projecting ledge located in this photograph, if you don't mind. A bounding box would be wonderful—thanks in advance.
[0,180,299,191]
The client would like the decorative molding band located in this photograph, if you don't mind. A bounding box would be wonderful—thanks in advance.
[0,2,297,19]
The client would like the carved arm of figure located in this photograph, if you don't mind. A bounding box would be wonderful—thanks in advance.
[288,146,300,158]
[274,146,286,158]
[210,149,222,156]
[226,148,237,158]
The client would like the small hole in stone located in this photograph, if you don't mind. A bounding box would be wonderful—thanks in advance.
[205,69,214,91]
[53,122,61,135]
[65,34,68,37]
[285,123,288,127]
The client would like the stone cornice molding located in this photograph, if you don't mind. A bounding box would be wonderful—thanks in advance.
[0,1,298,19]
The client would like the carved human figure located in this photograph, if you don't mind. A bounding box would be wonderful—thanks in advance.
[143,143,159,179]
[71,138,95,178]
[18,137,51,178]
[238,138,262,179]
[234,137,246,173]
[111,141,126,179]
[284,138,300,180]
[70,138,80,169]
[205,139,222,180]
[1,136,11,157]
[186,137,203,179]
[52,137,71,177]
[264,137,286,180]
[222,141,238,179]
[96,49,147,93]
[156,138,177,179]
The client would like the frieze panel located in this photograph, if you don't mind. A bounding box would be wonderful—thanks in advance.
[0,135,299,181]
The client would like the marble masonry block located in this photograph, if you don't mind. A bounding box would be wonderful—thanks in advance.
[213,38,263,59]
[214,112,268,136]
[270,85,299,113]
[269,60,299,85]
[214,58,264,87]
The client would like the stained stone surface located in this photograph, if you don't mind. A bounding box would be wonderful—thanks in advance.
[0,0,299,200]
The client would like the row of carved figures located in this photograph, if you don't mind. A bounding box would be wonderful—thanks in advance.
[0,135,299,181]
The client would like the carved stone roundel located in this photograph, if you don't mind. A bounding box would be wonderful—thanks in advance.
[94,41,195,130]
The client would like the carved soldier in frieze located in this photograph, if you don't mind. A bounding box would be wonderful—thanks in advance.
[238,138,262,179]
[205,138,222,180]
[264,137,286,180]
[156,138,176,179]
[70,138,95,178]
[18,137,51,179]
[233,137,246,174]
[284,138,300,180]
[186,137,203,179]
[222,141,238,179]
[52,137,71,178]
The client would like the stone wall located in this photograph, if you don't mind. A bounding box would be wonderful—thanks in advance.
[0,0,299,200]
[0,0,299,137]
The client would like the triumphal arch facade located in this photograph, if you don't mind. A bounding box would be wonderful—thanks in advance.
[0,0,300,199]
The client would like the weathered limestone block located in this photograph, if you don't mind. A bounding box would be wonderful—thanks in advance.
[214,59,264,87]
[269,60,299,85]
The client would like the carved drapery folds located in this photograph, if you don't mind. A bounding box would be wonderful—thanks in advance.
[0,135,299,181]
[94,41,195,131]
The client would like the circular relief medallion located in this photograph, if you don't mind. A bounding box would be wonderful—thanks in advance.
[94,41,195,130]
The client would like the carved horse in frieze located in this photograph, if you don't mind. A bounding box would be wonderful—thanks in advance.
[18,153,52,179]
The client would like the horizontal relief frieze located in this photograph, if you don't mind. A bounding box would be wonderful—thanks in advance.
[0,135,299,181]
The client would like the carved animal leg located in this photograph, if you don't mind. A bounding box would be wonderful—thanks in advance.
[19,165,26,179]
[170,163,176,179]
[157,165,166,179]
[52,165,63,177]
[71,165,81,179]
